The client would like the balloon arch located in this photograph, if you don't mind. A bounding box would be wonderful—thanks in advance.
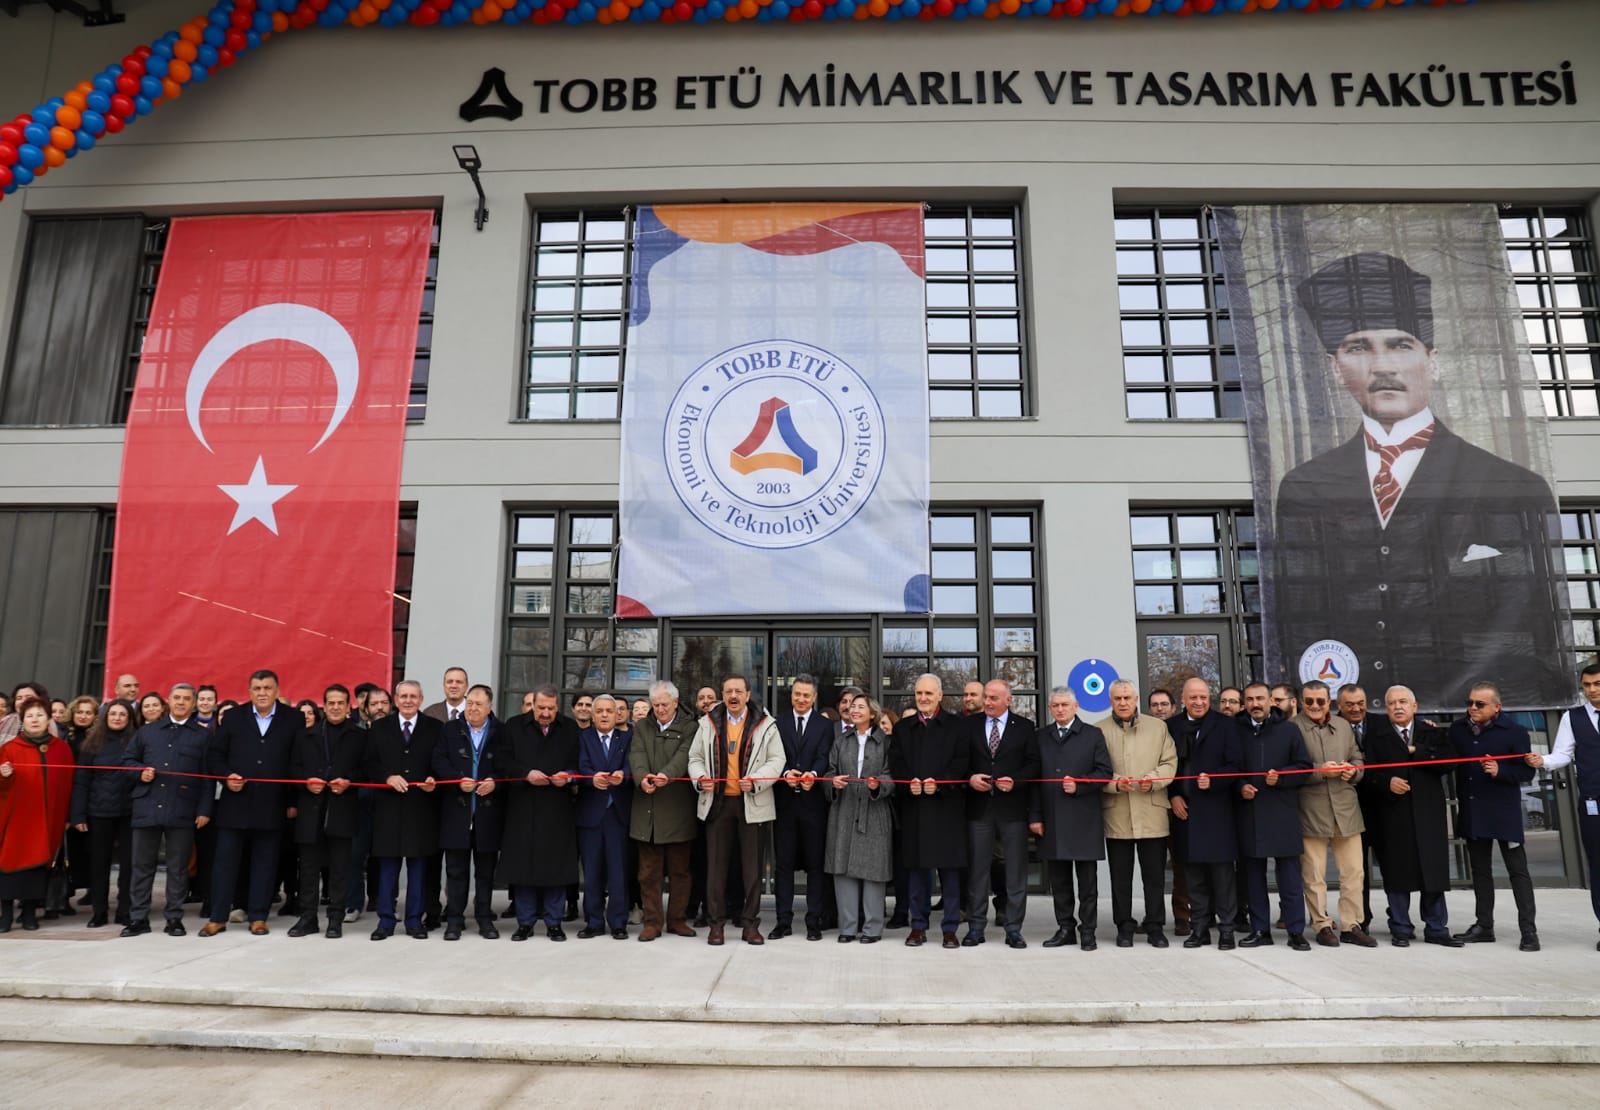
[0,0,1476,202]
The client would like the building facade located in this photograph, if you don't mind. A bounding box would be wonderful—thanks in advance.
[1,0,1597,882]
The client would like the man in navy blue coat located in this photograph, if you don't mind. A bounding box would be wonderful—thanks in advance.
[962,679,1039,949]
[1233,683,1314,951]
[577,693,633,939]
[431,684,504,941]
[200,670,299,936]
[1449,681,1539,950]
[1168,677,1242,950]
[123,683,212,937]
[770,673,835,941]
[1529,661,1600,950]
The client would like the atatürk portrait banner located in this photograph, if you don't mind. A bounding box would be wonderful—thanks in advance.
[1216,204,1573,711]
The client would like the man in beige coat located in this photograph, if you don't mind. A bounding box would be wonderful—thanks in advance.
[1099,680,1178,948]
[1295,679,1374,948]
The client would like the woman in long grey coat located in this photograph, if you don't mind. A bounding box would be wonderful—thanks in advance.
[825,693,896,943]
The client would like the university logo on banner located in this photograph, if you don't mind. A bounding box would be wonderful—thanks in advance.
[106,212,433,701]
[618,204,930,617]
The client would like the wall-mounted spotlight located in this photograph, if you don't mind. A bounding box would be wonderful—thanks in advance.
[453,144,488,232]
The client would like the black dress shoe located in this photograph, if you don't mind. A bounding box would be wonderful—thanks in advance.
[422,914,442,931]
[1005,933,1027,949]
[1287,932,1311,951]
[547,924,567,941]
[370,927,393,940]
[1238,931,1274,948]
[1217,931,1236,951]
[577,925,606,939]
[87,914,107,929]
[693,913,710,928]
[1042,930,1073,949]
[1183,931,1211,948]
[859,935,880,944]
[1080,934,1097,952]
[1391,935,1412,948]
[287,916,319,938]
[960,932,985,947]
[500,906,517,919]
[1425,933,1464,948]
[806,927,823,941]
[165,922,186,937]
[119,920,150,937]
[478,922,500,940]
[837,933,856,943]
[512,925,535,941]
[443,925,463,941]
[1148,931,1169,948]
[20,910,41,931]
[768,923,793,940]
[612,928,628,940]
[1454,924,1496,943]
[563,904,579,923]
[408,927,429,939]
[114,910,131,927]
[1115,931,1134,948]
[325,921,342,939]
[1519,933,1541,952]
[885,913,909,930]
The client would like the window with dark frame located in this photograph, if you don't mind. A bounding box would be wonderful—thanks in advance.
[1560,504,1600,671]
[1116,204,1598,422]
[1129,507,1262,684]
[521,204,1028,421]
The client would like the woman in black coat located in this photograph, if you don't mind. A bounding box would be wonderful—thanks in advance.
[70,699,138,927]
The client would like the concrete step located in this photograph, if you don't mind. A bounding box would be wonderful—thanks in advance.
[1,997,1596,1068]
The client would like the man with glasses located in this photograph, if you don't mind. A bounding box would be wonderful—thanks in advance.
[1450,682,1540,951]
[1271,684,1300,721]
[1337,684,1383,934]
[1295,680,1371,947]
[1217,688,1244,717]
[1528,661,1600,950]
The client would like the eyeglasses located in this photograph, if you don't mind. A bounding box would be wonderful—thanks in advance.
[1302,697,1328,706]
[1467,699,1496,709]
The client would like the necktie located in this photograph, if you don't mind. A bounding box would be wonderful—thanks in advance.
[988,719,1000,757]
[402,719,412,743]
[450,707,460,721]
[1401,727,1411,747]
[1058,725,1067,740]
[797,714,805,733]
[1364,425,1434,523]
[601,733,611,759]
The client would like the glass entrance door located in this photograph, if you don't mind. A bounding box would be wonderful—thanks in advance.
[669,627,871,718]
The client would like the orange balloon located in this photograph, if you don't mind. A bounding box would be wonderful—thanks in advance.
[63,92,87,111]
[168,59,192,83]
[55,105,82,129]
[999,0,1019,12]
[868,0,886,13]
[739,0,757,13]
[174,41,198,62]
[49,125,75,150]
[273,12,289,30]
[180,23,204,42]
[162,79,182,99]
[43,146,66,167]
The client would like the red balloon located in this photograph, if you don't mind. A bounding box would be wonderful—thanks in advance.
[133,45,152,59]
[231,9,252,26]
[0,123,22,146]
[803,0,821,14]
[116,75,140,96]
[0,142,16,167]
[103,113,125,134]
[218,49,237,67]
[224,29,247,51]
[122,56,145,78]
[0,164,13,190]
[674,0,691,14]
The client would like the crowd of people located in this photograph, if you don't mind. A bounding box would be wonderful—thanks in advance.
[1,661,1597,954]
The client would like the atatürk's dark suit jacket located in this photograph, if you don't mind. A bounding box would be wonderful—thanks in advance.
[1273,421,1567,709]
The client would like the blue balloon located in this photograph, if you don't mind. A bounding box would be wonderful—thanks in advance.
[198,44,219,67]
[145,56,170,78]
[87,90,111,113]
[134,96,154,116]
[81,110,106,135]
[31,106,56,125]
[10,165,33,187]
[17,144,44,169]
[139,76,163,99]
[152,41,174,58]
[23,123,50,147]
[93,74,116,94]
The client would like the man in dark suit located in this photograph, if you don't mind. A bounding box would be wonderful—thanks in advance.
[770,673,834,941]
[199,670,299,936]
[1449,681,1540,951]
[1233,683,1314,951]
[497,685,580,941]
[286,684,366,938]
[1167,677,1242,951]
[1274,251,1567,710]
[1529,661,1600,950]
[365,679,440,940]
[962,678,1038,949]
[576,693,632,939]
[893,674,970,949]
[1030,688,1113,951]
[1365,684,1462,948]
[431,683,503,941]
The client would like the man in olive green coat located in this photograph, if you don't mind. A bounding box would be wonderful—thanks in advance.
[1296,680,1371,948]
[628,680,699,941]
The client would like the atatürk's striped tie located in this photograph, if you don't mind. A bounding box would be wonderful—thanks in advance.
[1364,425,1434,524]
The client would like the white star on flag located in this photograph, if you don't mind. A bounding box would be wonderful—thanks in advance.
[218,456,297,535]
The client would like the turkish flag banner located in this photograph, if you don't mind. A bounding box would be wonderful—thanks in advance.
[106,212,433,703]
